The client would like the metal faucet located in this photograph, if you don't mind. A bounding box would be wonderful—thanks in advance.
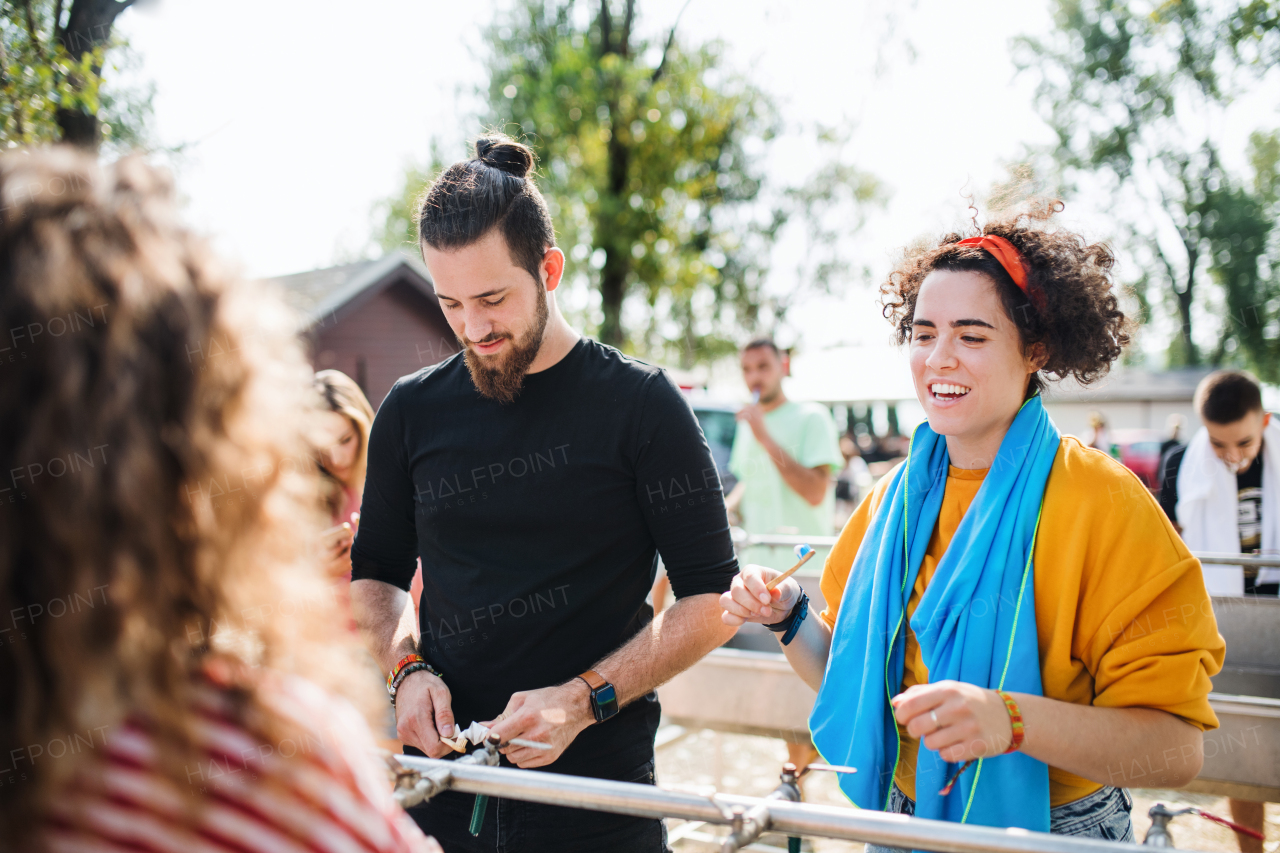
[1143,802,1203,847]
[388,734,502,809]
[720,762,803,853]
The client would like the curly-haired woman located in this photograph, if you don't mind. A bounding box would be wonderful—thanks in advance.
[721,205,1225,845]
[0,150,439,852]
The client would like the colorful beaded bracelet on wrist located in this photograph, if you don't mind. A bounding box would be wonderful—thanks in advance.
[390,661,430,692]
[997,690,1025,754]
[389,662,441,706]
[386,653,425,690]
[937,690,1026,796]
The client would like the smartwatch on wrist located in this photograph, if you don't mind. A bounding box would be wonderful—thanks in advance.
[576,669,619,723]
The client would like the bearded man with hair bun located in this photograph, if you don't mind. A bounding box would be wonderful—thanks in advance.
[351,134,738,852]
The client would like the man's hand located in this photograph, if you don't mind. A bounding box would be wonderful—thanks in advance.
[891,681,1013,763]
[485,679,594,768]
[736,402,770,443]
[734,407,830,507]
[720,564,802,627]
[395,670,457,758]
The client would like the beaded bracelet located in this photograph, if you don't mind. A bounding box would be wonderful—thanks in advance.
[938,690,1026,796]
[996,690,1025,754]
[389,661,441,707]
[386,653,426,690]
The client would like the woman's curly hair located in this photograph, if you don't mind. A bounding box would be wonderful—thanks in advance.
[0,150,376,842]
[880,201,1132,397]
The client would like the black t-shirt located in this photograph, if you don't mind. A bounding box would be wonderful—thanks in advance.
[1237,453,1263,552]
[351,338,737,777]
[1159,443,1267,571]
[1160,446,1265,539]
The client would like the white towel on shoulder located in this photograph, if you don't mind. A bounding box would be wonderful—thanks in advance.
[1176,417,1280,594]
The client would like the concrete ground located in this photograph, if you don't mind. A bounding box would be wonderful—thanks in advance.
[655,729,1279,852]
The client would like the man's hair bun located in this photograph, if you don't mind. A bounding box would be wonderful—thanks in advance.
[475,135,535,179]
[419,131,554,284]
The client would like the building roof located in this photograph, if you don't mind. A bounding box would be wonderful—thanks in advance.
[784,345,1216,406]
[267,252,437,326]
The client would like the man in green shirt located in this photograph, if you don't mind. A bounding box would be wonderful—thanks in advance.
[727,338,843,573]
[726,337,843,780]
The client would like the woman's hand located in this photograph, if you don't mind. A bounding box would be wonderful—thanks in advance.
[891,681,1013,763]
[322,523,355,578]
[720,564,802,627]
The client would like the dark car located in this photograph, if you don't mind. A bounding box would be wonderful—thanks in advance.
[688,396,739,494]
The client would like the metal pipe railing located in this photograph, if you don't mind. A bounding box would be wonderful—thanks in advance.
[392,754,1207,852]
[1193,552,1280,567]
[731,529,1280,568]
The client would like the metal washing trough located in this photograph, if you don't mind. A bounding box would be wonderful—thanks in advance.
[663,534,1280,801]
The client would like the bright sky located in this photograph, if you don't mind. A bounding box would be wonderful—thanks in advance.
[118,0,1056,331]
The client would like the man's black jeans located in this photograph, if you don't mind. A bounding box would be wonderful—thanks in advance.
[409,758,671,853]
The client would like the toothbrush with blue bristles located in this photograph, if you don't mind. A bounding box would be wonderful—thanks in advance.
[764,543,814,591]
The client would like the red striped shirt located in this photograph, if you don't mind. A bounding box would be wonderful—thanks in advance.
[38,676,437,853]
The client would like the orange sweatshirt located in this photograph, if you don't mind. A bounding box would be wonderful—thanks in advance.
[819,436,1225,807]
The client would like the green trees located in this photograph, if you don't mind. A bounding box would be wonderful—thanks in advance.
[1020,0,1280,378]
[483,0,781,361]
[0,0,148,149]
[380,0,880,365]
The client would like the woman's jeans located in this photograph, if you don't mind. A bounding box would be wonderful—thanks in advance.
[865,784,1135,853]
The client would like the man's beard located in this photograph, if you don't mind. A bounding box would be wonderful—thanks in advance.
[461,285,549,405]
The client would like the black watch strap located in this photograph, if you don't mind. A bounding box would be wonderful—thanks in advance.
[764,589,808,633]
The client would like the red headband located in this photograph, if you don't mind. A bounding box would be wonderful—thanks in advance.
[955,234,1030,295]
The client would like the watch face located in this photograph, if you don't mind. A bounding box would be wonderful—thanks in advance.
[593,684,619,720]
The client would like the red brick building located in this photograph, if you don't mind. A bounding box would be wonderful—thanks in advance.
[271,253,459,409]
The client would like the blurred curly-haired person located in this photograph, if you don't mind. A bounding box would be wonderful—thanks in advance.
[722,203,1225,846]
[0,149,439,853]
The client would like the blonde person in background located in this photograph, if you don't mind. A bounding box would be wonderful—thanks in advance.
[1084,410,1112,455]
[315,370,375,579]
[315,371,424,623]
[725,336,842,778]
[0,149,438,853]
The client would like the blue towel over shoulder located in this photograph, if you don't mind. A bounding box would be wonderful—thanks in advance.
[810,395,1060,832]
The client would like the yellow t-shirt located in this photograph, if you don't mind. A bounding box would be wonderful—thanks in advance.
[818,436,1225,808]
